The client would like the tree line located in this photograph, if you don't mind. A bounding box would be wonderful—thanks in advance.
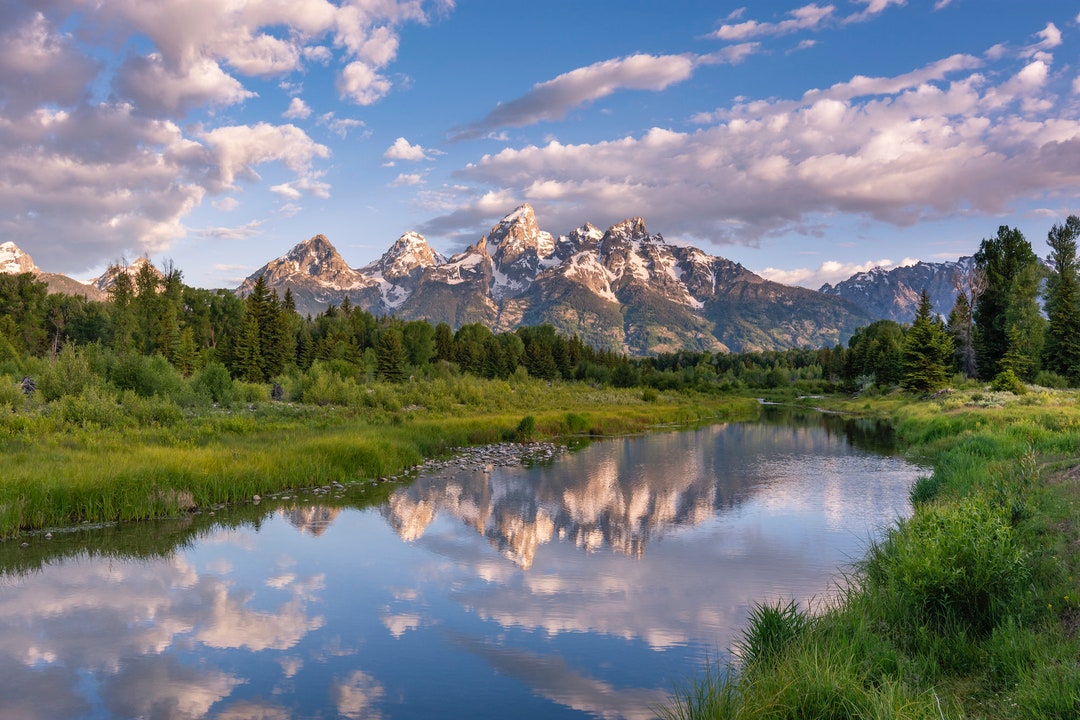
[1,215,1077,399]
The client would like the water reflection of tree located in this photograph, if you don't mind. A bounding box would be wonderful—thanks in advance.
[758,405,899,454]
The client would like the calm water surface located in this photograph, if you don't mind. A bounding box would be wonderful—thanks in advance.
[0,409,926,719]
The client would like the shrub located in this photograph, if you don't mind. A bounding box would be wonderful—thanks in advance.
[0,375,22,410]
[191,361,234,404]
[110,353,187,401]
[991,369,1027,395]
[119,390,184,427]
[1034,370,1071,389]
[301,364,362,406]
[54,386,123,428]
[232,381,269,403]
[863,497,1031,636]
[36,343,99,401]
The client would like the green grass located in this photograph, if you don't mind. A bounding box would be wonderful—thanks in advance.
[0,375,758,538]
[663,386,1080,720]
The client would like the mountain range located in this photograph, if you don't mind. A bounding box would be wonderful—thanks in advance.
[1,207,980,355]
[238,204,879,354]
[819,257,976,323]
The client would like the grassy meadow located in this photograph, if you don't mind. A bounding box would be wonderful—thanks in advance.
[0,363,758,538]
[662,384,1080,720]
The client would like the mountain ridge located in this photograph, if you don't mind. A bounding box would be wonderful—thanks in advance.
[1,207,980,356]
[236,204,876,354]
[819,257,977,323]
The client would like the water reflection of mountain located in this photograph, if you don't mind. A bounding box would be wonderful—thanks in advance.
[281,506,342,536]
[383,414,899,568]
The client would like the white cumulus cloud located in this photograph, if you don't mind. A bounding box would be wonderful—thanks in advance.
[425,49,1080,258]
[383,137,434,162]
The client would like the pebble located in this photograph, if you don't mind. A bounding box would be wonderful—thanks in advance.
[415,441,566,476]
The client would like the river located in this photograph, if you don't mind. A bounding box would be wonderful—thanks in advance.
[0,407,926,719]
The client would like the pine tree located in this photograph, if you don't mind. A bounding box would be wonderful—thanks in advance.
[175,327,198,377]
[1043,215,1080,383]
[108,271,136,353]
[376,327,407,382]
[235,312,262,383]
[901,290,954,393]
[434,322,454,363]
[973,226,1042,380]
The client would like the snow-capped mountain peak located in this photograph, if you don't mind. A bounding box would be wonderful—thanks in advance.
[371,231,445,281]
[0,241,39,274]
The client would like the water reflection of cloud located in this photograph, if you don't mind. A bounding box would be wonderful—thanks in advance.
[101,654,243,720]
[0,656,87,719]
[278,655,304,678]
[381,611,423,638]
[449,634,667,720]
[0,549,327,715]
[195,594,324,651]
[214,700,294,719]
[333,670,385,719]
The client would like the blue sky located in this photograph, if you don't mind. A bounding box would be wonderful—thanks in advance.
[4,1,1080,289]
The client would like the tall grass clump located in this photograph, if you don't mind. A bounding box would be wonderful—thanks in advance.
[862,496,1032,639]
[735,598,809,669]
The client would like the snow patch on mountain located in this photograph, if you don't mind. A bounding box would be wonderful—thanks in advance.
[0,241,39,274]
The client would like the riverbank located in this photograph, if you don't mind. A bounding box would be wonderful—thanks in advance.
[0,377,759,539]
[662,386,1080,720]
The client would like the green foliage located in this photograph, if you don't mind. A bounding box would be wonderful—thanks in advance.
[974,226,1044,380]
[0,374,24,410]
[36,343,99,401]
[402,320,435,366]
[110,353,188,401]
[191,361,234,404]
[863,497,1031,636]
[1042,215,1080,383]
[1034,370,1070,389]
[376,326,407,382]
[846,320,904,388]
[901,290,954,393]
[735,599,809,669]
[992,368,1028,394]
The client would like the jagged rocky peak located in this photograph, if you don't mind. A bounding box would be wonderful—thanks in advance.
[374,231,445,281]
[489,203,555,265]
[0,241,39,274]
[284,234,353,276]
[91,256,163,292]
[562,222,604,249]
[604,217,656,245]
